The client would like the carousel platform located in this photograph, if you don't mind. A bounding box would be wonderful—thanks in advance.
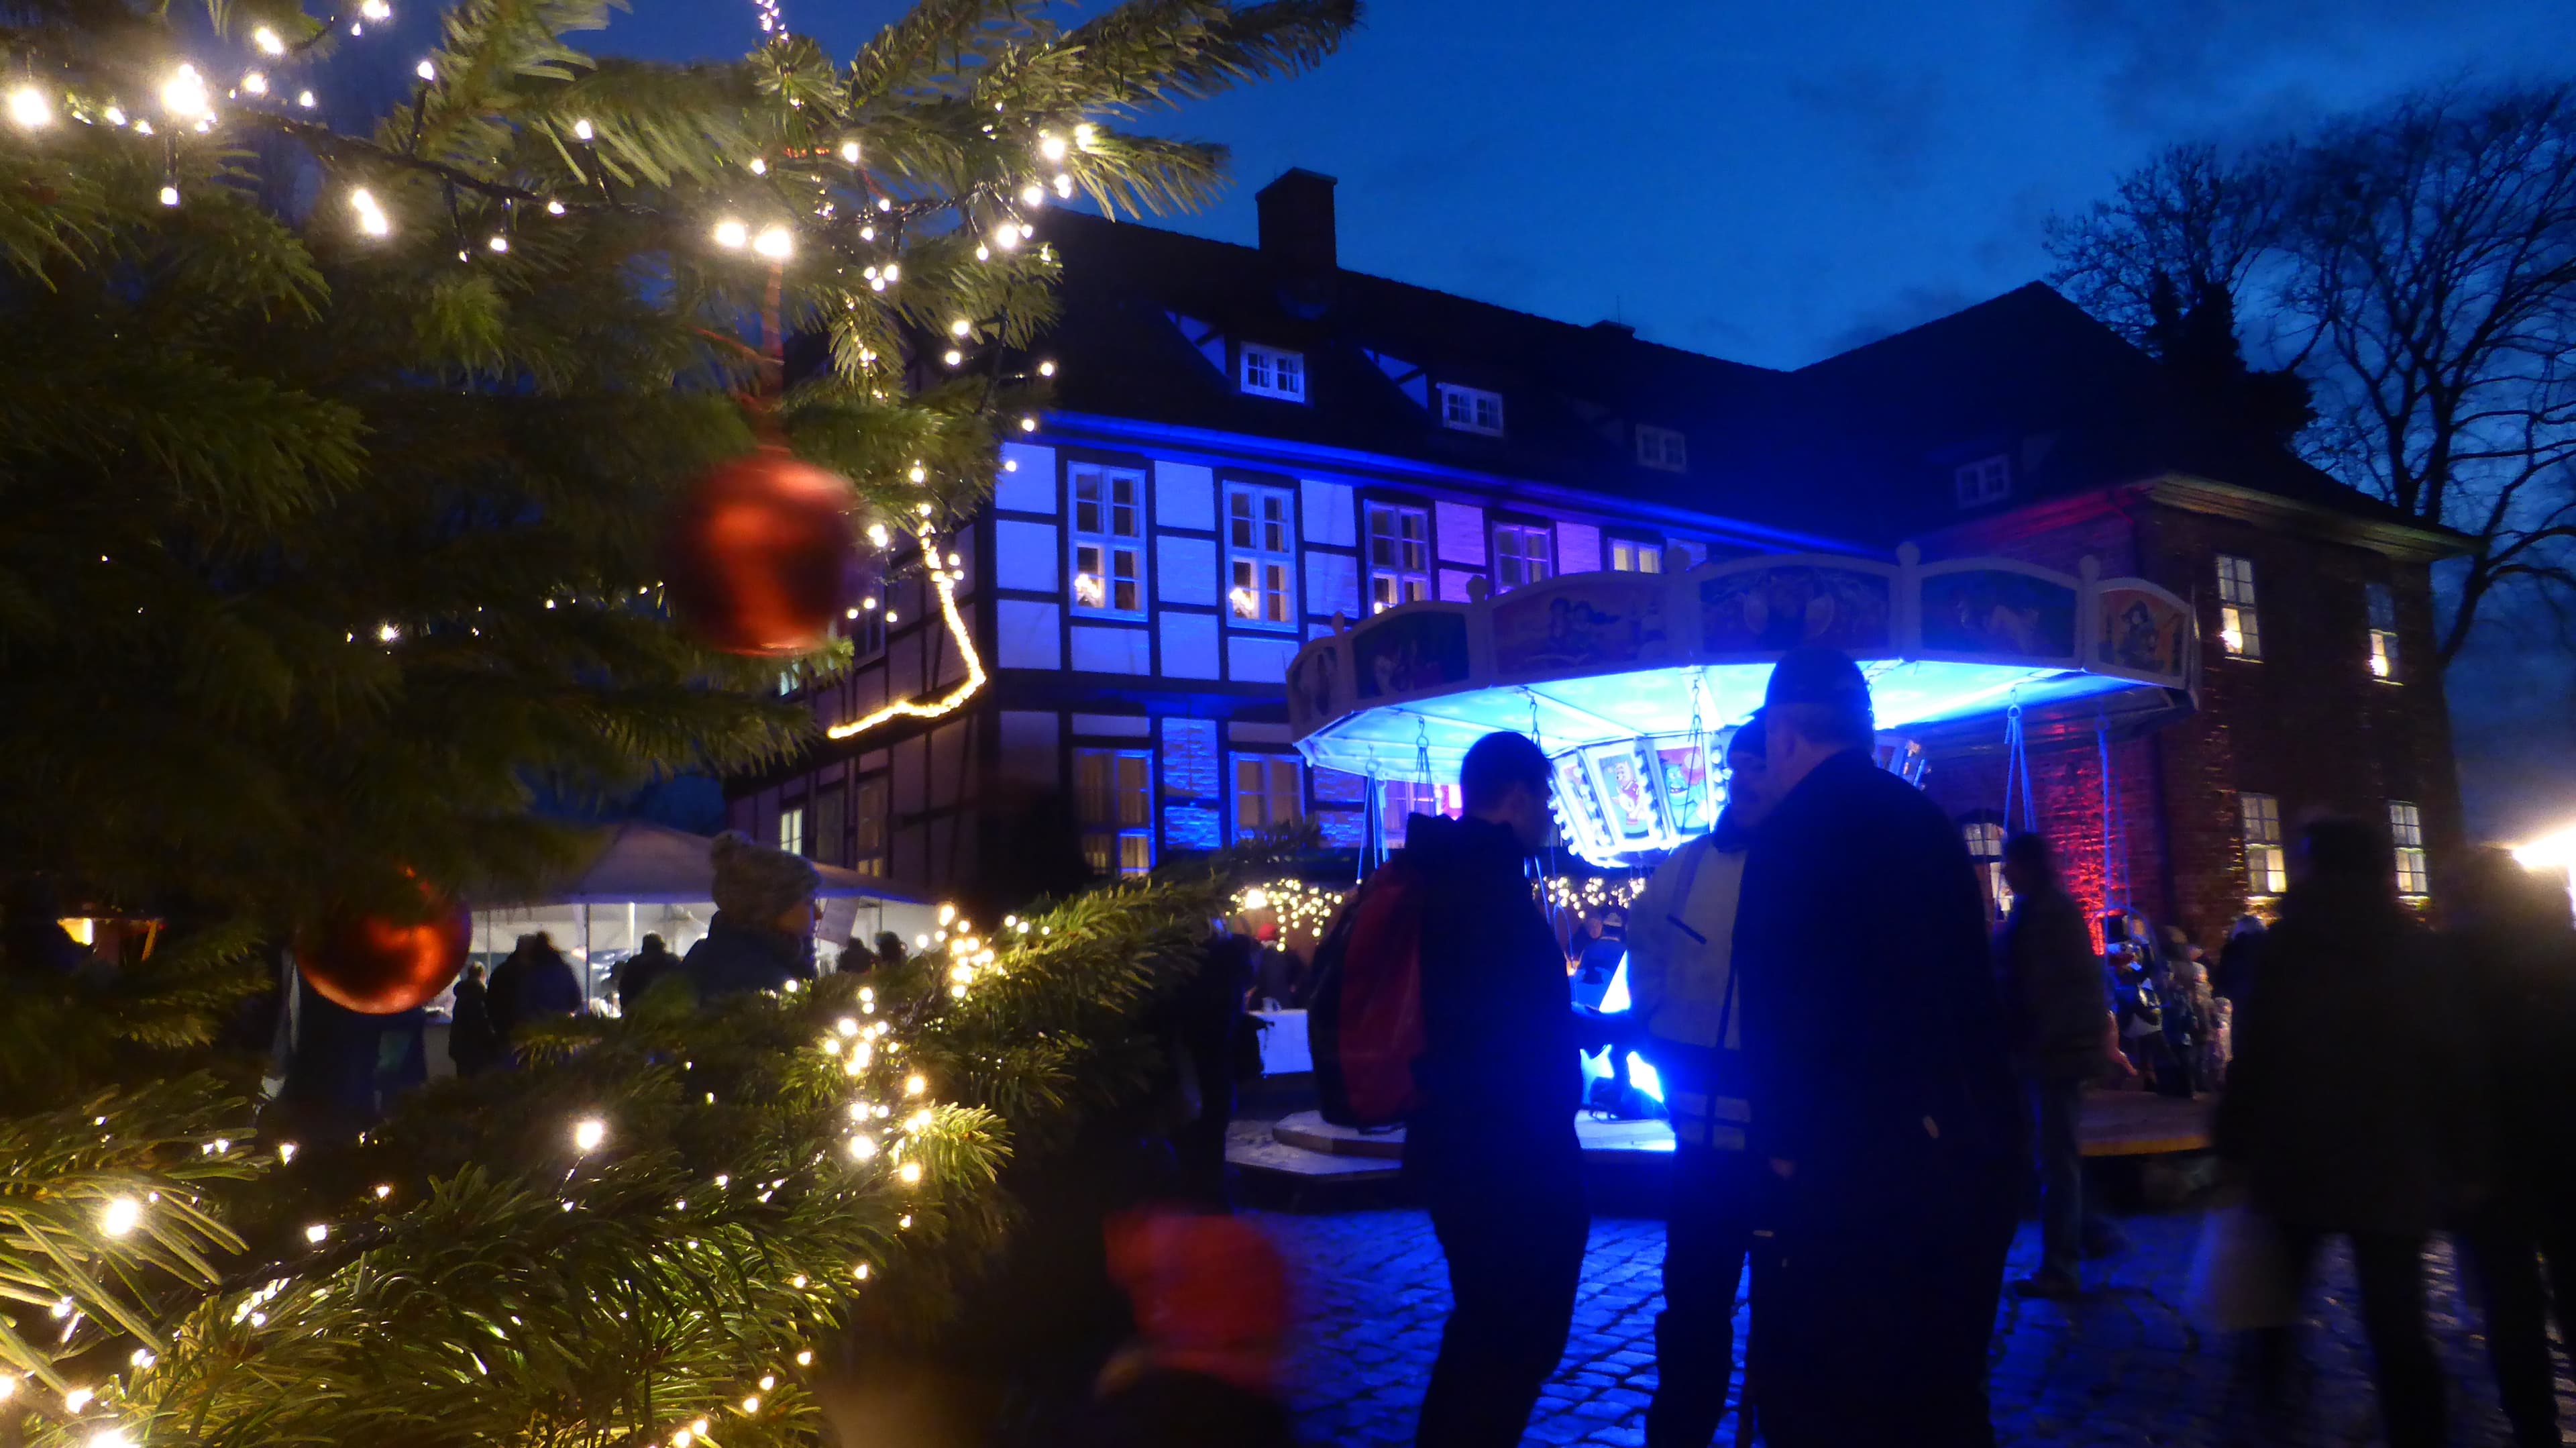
[1228,1090,2213,1188]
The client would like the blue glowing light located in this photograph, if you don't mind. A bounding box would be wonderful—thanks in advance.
[1625,1051,1663,1103]
[1597,952,1631,1014]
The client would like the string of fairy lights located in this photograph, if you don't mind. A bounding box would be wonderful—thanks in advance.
[1232,874,1648,947]
[15,900,1014,1448]
[0,0,1092,742]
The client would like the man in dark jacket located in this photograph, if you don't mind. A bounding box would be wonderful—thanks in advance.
[616,933,680,1013]
[1997,831,2129,1298]
[1406,730,1595,1448]
[1733,648,2023,1448]
[683,831,819,1002]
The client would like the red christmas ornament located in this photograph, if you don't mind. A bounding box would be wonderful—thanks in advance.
[663,451,859,656]
[299,888,471,1015]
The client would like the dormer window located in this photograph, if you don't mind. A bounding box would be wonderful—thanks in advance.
[1240,344,1305,402]
[1439,383,1505,436]
[1954,454,2010,508]
[1636,425,1687,472]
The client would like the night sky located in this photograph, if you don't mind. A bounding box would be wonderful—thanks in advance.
[595,0,2576,841]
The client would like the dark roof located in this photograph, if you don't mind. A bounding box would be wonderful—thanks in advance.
[1033,207,2455,556]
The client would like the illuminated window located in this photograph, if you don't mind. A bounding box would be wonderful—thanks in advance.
[2216,555,2261,659]
[1070,464,1144,617]
[1240,344,1305,402]
[812,785,847,868]
[1075,749,1153,876]
[1438,383,1505,436]
[2367,584,2400,682]
[1609,538,1664,574]
[1366,503,1431,613]
[776,803,806,858]
[1493,523,1553,591]
[1963,818,2010,920]
[852,776,888,878]
[1379,778,1462,840]
[2241,791,2286,896]
[1232,754,1304,841]
[1636,425,1687,473]
[1955,455,2010,508]
[2390,800,2428,898]
[1225,484,1296,628]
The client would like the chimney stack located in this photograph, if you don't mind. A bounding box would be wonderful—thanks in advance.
[1256,168,1338,278]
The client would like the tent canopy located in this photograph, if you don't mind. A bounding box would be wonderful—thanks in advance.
[492,820,926,907]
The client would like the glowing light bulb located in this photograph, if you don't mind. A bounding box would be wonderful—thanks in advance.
[753,225,793,259]
[241,72,269,97]
[796,1350,814,1366]
[415,59,436,81]
[104,106,125,125]
[487,234,508,253]
[898,1161,922,1186]
[1039,134,1067,161]
[360,0,392,17]
[950,318,971,337]
[9,85,54,129]
[254,25,287,54]
[1038,360,1057,376]
[1020,183,1044,208]
[158,185,180,207]
[1074,122,1097,149]
[839,140,860,163]
[759,1374,776,1390]
[847,1135,876,1161]
[64,1388,94,1412]
[713,218,747,249]
[572,1117,606,1153]
[162,64,210,119]
[99,1197,142,1237]
[748,158,766,174]
[1019,416,1037,433]
[993,225,1019,250]
[296,91,315,109]
[278,1142,297,1163]
[904,1073,927,1097]
[374,1184,393,1199]
[942,349,962,367]
[304,1223,328,1243]
[882,262,899,280]
[545,199,565,215]
[939,903,957,925]
[741,1396,759,1414]
[349,189,390,238]
[1053,173,1073,199]
[572,118,594,142]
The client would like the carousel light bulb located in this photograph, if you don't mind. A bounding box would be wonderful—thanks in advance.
[162,64,210,119]
[839,140,860,163]
[254,25,287,54]
[712,218,747,249]
[572,1117,606,1153]
[753,225,794,260]
[8,85,52,129]
[304,1223,328,1243]
[572,118,594,141]
[241,72,269,97]
[99,1197,143,1237]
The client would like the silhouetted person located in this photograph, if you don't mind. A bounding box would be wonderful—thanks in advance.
[2445,847,2576,1448]
[616,933,680,1012]
[682,831,818,1001]
[872,930,908,971]
[1997,831,2130,1300]
[2217,817,2471,1448]
[505,932,584,1045]
[2214,914,2265,1003]
[1167,932,1256,1210]
[1626,716,1776,1447]
[1732,648,2022,1448]
[1407,731,1602,1448]
[447,962,502,1076]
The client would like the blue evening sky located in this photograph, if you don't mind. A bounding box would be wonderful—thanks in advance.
[593,0,2576,840]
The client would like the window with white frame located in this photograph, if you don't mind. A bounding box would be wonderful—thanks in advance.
[2367,584,2400,682]
[1955,454,2011,508]
[1964,818,2011,921]
[1070,464,1146,617]
[2241,791,2286,896]
[2389,800,2429,898]
[1609,538,1664,574]
[1232,754,1304,841]
[1225,484,1296,627]
[1438,383,1505,436]
[776,803,807,858]
[1075,749,1153,877]
[852,776,888,877]
[1366,503,1432,613]
[2216,554,2261,659]
[1239,344,1305,403]
[1493,523,1553,591]
[1636,424,1687,473]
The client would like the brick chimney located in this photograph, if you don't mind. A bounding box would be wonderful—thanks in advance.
[1256,170,1338,313]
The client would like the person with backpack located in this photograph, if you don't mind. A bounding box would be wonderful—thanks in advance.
[1403,730,1600,1448]
[1731,647,2023,1448]
[1623,715,1777,1448]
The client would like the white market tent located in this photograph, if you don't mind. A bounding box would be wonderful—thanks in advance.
[469,821,939,1009]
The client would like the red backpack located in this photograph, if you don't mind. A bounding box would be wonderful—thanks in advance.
[1306,856,1430,1127]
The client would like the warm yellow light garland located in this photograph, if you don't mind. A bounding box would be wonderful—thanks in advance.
[826,533,986,741]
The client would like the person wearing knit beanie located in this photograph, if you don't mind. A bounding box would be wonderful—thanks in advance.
[681,831,820,1002]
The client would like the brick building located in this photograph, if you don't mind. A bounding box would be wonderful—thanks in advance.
[727,169,2467,945]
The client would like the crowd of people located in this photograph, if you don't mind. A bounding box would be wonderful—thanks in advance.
[1394,643,2576,1448]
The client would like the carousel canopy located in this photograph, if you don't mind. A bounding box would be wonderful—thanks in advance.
[1285,546,2196,866]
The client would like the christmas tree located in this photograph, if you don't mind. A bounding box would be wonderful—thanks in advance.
[0,0,1353,1443]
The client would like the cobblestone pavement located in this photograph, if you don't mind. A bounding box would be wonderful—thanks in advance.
[1259,1205,2574,1447]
